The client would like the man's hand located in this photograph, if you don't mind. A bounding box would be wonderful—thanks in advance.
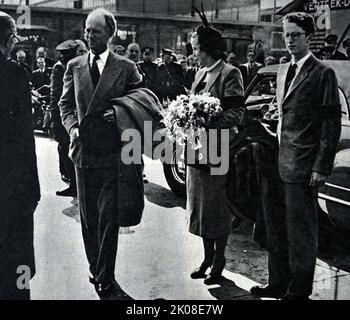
[103,109,116,123]
[70,127,79,141]
[309,172,327,187]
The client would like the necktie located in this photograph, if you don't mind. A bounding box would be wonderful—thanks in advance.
[91,55,100,88]
[284,63,297,97]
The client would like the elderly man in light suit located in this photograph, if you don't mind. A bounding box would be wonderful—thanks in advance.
[59,8,144,300]
[251,12,341,300]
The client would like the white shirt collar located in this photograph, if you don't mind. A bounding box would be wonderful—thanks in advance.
[291,51,312,70]
[206,59,222,72]
[89,48,109,65]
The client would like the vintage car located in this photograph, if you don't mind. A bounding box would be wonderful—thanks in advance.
[163,61,350,230]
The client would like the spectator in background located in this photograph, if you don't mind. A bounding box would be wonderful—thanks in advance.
[35,46,55,71]
[342,38,350,60]
[16,49,32,79]
[180,58,196,91]
[264,56,276,66]
[157,48,186,102]
[31,57,51,98]
[126,43,141,63]
[138,46,158,94]
[320,46,333,60]
[115,45,126,55]
[49,39,87,198]
[227,51,239,68]
[239,50,263,89]
[279,55,290,64]
[187,54,199,70]
[324,34,347,60]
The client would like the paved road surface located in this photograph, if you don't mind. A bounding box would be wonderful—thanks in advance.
[30,135,350,300]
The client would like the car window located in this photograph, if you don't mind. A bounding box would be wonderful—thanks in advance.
[246,76,277,104]
[250,76,276,96]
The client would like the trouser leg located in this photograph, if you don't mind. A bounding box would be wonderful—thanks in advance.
[0,201,36,300]
[284,183,318,297]
[76,168,120,286]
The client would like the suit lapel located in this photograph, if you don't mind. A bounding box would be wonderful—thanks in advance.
[87,52,123,115]
[278,62,290,105]
[191,68,206,93]
[76,54,94,114]
[205,61,224,93]
[283,55,315,104]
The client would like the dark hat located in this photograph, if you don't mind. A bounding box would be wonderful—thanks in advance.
[343,38,350,48]
[161,48,173,56]
[141,46,154,53]
[193,5,225,60]
[325,34,338,44]
[56,39,79,52]
[79,111,122,156]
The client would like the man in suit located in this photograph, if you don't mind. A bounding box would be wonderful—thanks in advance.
[35,46,55,72]
[0,11,40,300]
[31,57,51,98]
[239,50,263,89]
[251,12,341,300]
[59,8,144,300]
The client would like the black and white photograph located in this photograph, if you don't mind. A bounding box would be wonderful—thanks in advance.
[0,0,350,306]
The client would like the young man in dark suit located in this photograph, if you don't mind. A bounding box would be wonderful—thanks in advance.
[251,12,341,300]
[0,11,40,300]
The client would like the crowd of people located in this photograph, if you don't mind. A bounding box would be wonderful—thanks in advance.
[0,6,345,301]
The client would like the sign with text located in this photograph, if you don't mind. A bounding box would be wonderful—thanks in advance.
[304,0,350,12]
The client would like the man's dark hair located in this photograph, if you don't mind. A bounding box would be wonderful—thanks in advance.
[0,12,14,44]
[283,12,315,35]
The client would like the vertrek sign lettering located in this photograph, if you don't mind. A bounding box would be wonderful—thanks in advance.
[304,0,350,12]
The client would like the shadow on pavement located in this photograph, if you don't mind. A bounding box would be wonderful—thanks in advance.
[145,182,186,209]
[62,204,80,223]
[208,277,260,300]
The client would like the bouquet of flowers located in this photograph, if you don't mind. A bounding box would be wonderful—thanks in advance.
[162,93,223,149]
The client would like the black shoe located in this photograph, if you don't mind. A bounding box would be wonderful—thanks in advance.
[281,294,310,300]
[250,284,286,299]
[204,258,226,285]
[204,273,224,285]
[191,265,210,279]
[91,279,133,300]
[56,187,77,197]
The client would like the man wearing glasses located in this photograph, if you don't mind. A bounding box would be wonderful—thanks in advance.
[0,12,40,299]
[251,12,341,300]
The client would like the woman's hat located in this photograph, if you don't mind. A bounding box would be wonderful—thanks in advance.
[192,4,225,59]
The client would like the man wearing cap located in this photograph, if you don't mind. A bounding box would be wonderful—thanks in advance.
[59,8,145,300]
[343,38,350,60]
[156,48,186,102]
[324,34,347,60]
[50,39,87,197]
[138,46,158,94]
[0,11,40,299]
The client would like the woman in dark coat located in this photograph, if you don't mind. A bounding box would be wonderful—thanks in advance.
[187,9,245,285]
